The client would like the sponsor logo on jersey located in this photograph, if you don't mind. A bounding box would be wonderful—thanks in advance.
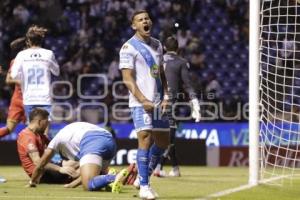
[30,53,41,58]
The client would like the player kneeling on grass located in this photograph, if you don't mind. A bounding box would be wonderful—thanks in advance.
[17,108,78,184]
[28,121,130,192]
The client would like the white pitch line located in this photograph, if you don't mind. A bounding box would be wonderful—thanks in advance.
[195,175,289,200]
[0,195,135,200]
[194,184,255,200]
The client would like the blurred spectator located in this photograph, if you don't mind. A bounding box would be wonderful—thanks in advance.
[190,49,205,70]
[205,72,222,100]
[177,29,191,49]
[107,56,121,83]
[13,4,30,25]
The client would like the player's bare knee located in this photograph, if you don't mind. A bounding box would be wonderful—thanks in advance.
[137,130,152,149]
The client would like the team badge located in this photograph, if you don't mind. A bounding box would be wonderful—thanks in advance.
[150,64,159,78]
[27,143,37,152]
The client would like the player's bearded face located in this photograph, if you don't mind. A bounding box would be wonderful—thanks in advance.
[37,119,49,134]
[132,13,152,37]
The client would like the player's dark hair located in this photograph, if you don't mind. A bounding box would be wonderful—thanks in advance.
[164,36,178,52]
[131,10,149,23]
[26,25,48,47]
[29,108,49,122]
[10,37,26,52]
[10,37,27,57]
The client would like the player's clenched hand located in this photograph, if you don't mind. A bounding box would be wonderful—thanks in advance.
[142,99,155,113]
[160,99,169,114]
[59,166,77,178]
[26,180,37,188]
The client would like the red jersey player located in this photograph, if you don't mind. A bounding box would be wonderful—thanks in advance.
[17,108,78,183]
[17,122,49,177]
[0,37,27,138]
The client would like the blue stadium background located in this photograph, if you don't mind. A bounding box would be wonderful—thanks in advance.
[0,0,249,123]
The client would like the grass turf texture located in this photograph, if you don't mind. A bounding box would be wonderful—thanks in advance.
[0,166,297,200]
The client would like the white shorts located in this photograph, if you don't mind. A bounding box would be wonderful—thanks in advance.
[80,154,110,170]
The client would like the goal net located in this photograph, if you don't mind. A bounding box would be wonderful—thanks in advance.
[259,0,300,183]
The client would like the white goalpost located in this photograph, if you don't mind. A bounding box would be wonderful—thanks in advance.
[250,0,300,185]
[249,0,260,186]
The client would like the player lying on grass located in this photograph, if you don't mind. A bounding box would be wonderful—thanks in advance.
[28,120,133,192]
[17,108,79,184]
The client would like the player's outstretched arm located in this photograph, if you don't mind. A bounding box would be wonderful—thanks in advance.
[28,148,54,187]
[181,62,201,122]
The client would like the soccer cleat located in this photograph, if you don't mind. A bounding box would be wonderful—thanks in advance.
[153,169,167,177]
[0,176,6,183]
[108,167,118,175]
[133,176,140,189]
[169,166,181,177]
[149,186,159,198]
[105,168,119,191]
[139,185,157,200]
[111,168,129,193]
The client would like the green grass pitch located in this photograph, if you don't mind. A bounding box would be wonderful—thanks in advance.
[0,166,298,200]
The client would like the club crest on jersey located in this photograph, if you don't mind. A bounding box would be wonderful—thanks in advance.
[150,64,159,78]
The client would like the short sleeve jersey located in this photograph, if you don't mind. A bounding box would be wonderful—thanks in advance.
[11,47,60,105]
[48,122,111,160]
[119,36,163,107]
[17,128,49,177]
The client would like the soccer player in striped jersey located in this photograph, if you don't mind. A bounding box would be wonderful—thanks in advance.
[119,10,170,200]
